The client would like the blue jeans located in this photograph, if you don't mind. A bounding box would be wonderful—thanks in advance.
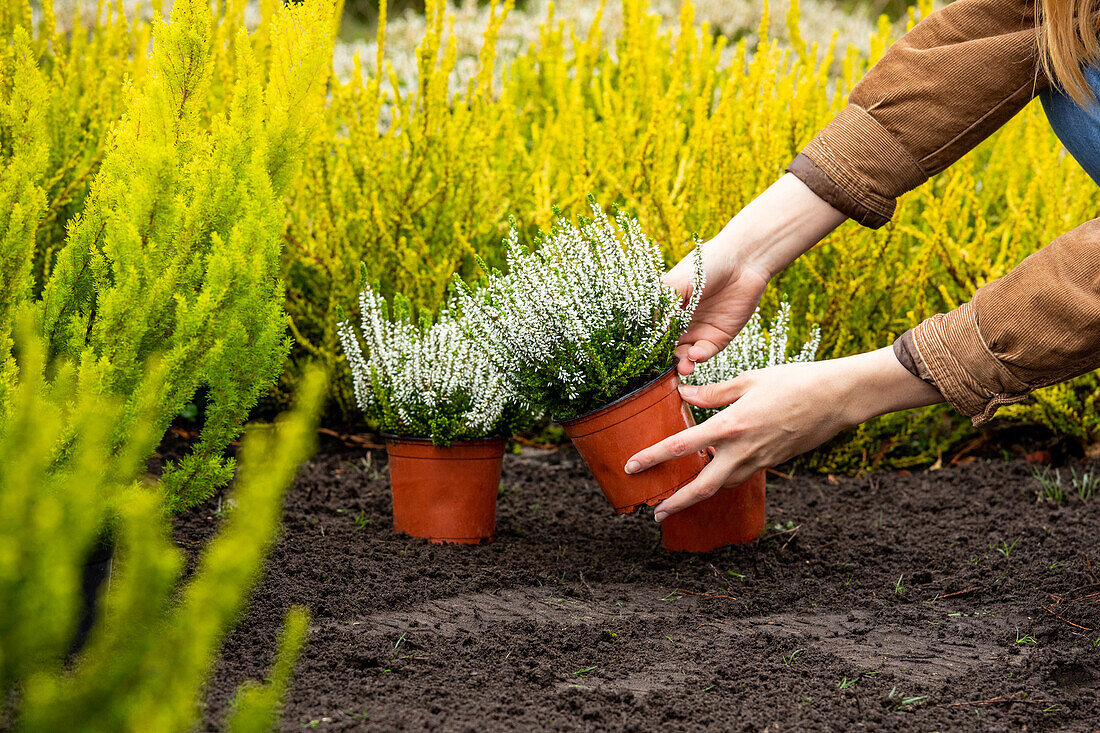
[1041,64,1100,185]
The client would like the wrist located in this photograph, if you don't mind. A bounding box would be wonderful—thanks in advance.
[835,348,945,427]
[711,173,847,282]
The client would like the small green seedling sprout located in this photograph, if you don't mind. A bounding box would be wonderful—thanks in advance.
[361,452,386,481]
[572,666,597,677]
[783,649,804,666]
[837,676,857,691]
[893,575,905,595]
[352,509,371,530]
[661,591,683,602]
[997,536,1021,558]
[1015,628,1037,645]
[886,687,927,711]
[1033,466,1065,502]
[1070,467,1097,501]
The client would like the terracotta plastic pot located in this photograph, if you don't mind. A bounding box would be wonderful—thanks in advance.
[560,368,707,514]
[385,437,504,544]
[660,469,766,552]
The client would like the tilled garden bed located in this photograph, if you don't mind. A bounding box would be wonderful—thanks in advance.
[176,441,1100,731]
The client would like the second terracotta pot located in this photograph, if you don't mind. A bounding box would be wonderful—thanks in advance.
[660,469,766,552]
[560,368,707,514]
[385,437,504,544]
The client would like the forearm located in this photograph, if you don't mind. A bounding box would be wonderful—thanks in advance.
[833,347,945,428]
[711,173,847,281]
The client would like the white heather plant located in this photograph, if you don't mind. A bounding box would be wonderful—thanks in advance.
[684,300,821,419]
[338,283,526,445]
[454,200,705,420]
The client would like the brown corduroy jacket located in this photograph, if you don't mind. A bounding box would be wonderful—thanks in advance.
[787,0,1100,425]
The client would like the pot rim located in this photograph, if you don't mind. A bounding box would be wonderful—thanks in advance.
[381,433,507,447]
[556,364,677,426]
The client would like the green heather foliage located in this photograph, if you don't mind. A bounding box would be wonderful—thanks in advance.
[2,0,334,511]
[0,327,324,731]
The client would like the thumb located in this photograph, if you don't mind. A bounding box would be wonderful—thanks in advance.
[678,375,749,409]
[684,338,722,364]
[662,257,696,304]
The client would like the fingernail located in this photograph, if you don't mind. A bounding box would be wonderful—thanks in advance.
[654,511,668,523]
[678,384,696,396]
[624,460,640,474]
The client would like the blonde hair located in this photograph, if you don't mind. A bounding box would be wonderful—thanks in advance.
[1038,0,1100,105]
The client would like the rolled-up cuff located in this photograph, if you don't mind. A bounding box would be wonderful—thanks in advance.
[892,329,939,392]
[787,154,888,228]
[789,104,930,229]
[910,301,1032,425]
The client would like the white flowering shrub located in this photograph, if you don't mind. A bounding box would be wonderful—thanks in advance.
[684,300,821,419]
[453,201,705,420]
[337,284,527,445]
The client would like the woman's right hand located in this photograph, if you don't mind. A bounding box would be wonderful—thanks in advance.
[663,173,848,375]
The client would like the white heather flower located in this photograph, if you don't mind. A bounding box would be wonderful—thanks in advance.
[338,285,527,444]
[454,201,704,419]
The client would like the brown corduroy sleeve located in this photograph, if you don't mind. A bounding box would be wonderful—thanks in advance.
[787,0,1047,227]
[911,220,1100,424]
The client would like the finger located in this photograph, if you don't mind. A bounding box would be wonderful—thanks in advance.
[661,264,693,305]
[678,376,749,409]
[624,421,718,475]
[674,344,696,375]
[686,339,721,363]
[653,456,759,522]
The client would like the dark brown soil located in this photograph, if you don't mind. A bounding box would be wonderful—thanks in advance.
[175,440,1100,732]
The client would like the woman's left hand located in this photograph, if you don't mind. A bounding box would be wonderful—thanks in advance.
[624,347,944,522]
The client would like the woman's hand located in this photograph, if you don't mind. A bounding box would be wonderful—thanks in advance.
[664,246,770,375]
[624,347,944,521]
[664,174,847,375]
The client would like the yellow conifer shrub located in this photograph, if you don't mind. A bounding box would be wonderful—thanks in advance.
[3,0,335,510]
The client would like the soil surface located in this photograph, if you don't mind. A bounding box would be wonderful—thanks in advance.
[175,440,1100,732]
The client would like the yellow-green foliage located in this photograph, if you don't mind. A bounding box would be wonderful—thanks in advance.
[22,0,154,288]
[0,27,47,414]
[999,374,1100,447]
[9,0,1100,469]
[285,0,1099,467]
[0,322,323,731]
[3,0,334,510]
[225,607,311,733]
